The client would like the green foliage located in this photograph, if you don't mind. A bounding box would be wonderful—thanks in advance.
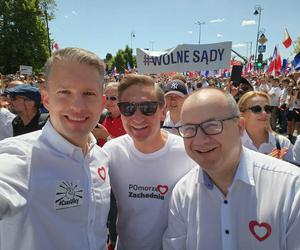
[293,37,300,55]
[0,0,56,74]
[105,45,137,74]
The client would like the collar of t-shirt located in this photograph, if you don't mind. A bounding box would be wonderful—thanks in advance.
[40,120,97,160]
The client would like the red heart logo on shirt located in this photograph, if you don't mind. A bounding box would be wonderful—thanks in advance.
[97,167,106,181]
[157,185,168,195]
[249,220,272,241]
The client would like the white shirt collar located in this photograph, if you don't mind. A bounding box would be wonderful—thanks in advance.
[40,120,97,159]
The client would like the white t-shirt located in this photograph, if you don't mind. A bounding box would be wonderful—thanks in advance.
[0,108,15,141]
[0,121,110,250]
[242,130,294,162]
[163,111,181,134]
[103,133,196,250]
[268,87,282,107]
[163,147,300,250]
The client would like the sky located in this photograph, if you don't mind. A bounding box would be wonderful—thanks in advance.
[49,0,300,61]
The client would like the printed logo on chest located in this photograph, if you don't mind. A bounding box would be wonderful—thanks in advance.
[128,184,169,200]
[54,181,83,210]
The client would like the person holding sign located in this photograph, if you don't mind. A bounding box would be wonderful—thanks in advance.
[0,48,110,250]
[163,88,300,250]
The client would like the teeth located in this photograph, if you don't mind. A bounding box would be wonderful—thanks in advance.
[132,125,147,129]
[67,116,87,121]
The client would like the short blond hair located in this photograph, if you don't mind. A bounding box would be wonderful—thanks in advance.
[44,47,105,85]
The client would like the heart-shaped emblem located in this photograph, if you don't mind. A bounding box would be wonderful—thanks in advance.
[97,167,106,181]
[157,185,168,195]
[249,220,272,242]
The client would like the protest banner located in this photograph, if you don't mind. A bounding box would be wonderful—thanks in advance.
[136,41,232,74]
[19,65,33,75]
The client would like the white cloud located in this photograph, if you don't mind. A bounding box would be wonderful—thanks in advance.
[217,34,223,37]
[64,15,69,19]
[241,20,256,26]
[187,31,193,35]
[209,18,225,23]
[232,43,246,48]
[72,10,77,15]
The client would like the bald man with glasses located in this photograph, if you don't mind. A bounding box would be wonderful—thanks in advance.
[103,74,196,250]
[163,88,300,250]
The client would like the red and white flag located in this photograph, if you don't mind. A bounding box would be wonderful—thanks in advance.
[244,54,254,75]
[51,42,59,50]
[267,46,282,76]
[282,29,292,48]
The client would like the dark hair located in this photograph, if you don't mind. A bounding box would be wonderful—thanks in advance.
[118,74,165,106]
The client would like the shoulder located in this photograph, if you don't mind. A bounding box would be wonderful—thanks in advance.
[247,149,300,179]
[172,166,199,198]
[102,134,131,154]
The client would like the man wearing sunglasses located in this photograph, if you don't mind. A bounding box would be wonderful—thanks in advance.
[163,88,300,249]
[103,74,196,250]
[4,84,47,136]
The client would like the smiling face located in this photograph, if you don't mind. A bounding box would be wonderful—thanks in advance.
[181,90,243,174]
[43,61,104,147]
[241,95,271,131]
[119,84,166,151]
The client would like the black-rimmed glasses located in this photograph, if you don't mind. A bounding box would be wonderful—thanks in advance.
[244,105,272,114]
[118,101,161,117]
[176,116,239,138]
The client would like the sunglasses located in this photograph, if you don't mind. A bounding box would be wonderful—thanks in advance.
[245,105,273,114]
[105,95,118,101]
[117,101,161,116]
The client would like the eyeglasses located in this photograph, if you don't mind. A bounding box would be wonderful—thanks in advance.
[117,101,161,117]
[8,95,30,102]
[105,95,118,101]
[245,105,272,114]
[176,116,239,138]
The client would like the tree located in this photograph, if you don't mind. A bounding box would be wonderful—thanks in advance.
[114,50,126,73]
[293,37,300,55]
[0,0,56,74]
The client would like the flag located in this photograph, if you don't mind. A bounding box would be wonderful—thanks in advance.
[282,29,292,48]
[244,54,254,75]
[112,66,118,76]
[127,62,132,72]
[51,42,59,50]
[292,52,300,71]
[267,46,282,76]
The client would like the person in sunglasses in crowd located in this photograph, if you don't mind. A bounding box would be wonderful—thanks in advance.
[92,81,126,250]
[0,48,110,249]
[103,74,196,250]
[238,91,294,162]
[163,88,300,249]
[3,84,48,136]
[162,79,188,134]
[92,82,126,147]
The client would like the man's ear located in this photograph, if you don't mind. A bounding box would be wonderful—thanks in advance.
[41,88,50,110]
[238,117,245,136]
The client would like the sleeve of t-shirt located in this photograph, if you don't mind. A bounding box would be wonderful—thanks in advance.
[0,140,29,220]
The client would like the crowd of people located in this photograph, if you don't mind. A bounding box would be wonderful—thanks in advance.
[1,47,300,249]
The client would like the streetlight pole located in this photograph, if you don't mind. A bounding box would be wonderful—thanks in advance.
[254,5,262,64]
[149,41,155,51]
[42,2,51,56]
[195,21,205,44]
